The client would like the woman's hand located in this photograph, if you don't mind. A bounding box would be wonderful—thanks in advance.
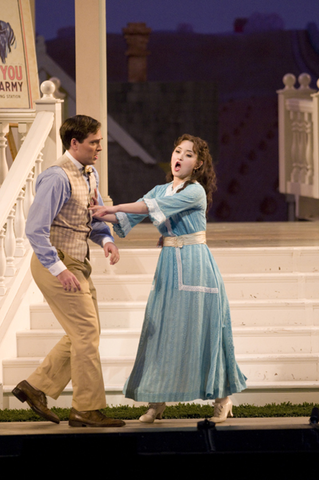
[90,200,148,218]
[89,204,117,218]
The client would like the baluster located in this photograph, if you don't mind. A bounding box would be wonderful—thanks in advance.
[24,171,34,218]
[0,122,9,185]
[14,190,26,257]
[18,122,28,147]
[290,112,299,183]
[298,113,307,183]
[34,150,43,193]
[0,228,6,295]
[304,113,313,185]
[5,209,16,276]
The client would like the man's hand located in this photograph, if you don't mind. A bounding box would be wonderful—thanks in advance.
[103,242,120,265]
[90,188,98,206]
[57,269,81,292]
[157,236,163,247]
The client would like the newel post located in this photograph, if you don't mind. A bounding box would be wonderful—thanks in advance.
[35,80,63,170]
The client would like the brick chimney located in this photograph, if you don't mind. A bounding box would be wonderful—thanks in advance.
[122,22,151,82]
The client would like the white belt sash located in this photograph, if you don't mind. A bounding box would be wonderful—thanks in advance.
[163,231,206,248]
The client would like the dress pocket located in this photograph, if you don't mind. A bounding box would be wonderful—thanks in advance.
[175,247,219,294]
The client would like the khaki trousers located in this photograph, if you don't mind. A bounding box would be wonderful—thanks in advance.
[27,251,106,411]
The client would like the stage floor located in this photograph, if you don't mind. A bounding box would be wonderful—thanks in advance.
[113,221,319,249]
[1,416,318,473]
[0,416,313,436]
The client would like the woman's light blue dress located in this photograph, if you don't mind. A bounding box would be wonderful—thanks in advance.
[114,181,247,402]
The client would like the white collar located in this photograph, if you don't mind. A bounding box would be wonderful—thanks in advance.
[165,180,200,196]
[65,150,85,171]
[165,182,185,196]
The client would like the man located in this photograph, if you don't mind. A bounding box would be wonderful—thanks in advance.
[12,115,125,427]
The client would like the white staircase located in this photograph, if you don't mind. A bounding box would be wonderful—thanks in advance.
[2,243,319,408]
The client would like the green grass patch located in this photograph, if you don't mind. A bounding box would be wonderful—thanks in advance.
[0,402,317,422]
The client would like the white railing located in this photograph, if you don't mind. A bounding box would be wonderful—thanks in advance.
[277,73,319,217]
[0,81,62,297]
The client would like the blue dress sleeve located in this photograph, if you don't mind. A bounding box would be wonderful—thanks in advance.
[144,183,206,226]
[113,185,160,238]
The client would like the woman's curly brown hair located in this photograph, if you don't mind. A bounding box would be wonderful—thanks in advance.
[166,133,217,212]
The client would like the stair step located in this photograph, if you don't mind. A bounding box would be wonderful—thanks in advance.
[29,299,319,330]
[89,248,160,275]
[30,301,146,330]
[214,246,319,274]
[229,299,319,327]
[2,357,134,386]
[224,272,319,300]
[91,272,319,301]
[15,325,319,358]
[244,380,319,389]
[3,353,319,386]
[89,245,319,275]
[232,326,319,354]
[4,379,319,410]
[93,274,153,301]
[16,329,141,357]
[3,383,125,394]
[237,353,319,383]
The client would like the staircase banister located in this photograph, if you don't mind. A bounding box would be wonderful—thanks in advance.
[285,97,314,113]
[0,110,54,231]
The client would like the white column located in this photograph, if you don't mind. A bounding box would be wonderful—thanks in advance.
[75,0,111,205]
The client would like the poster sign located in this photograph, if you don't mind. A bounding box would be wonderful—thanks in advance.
[0,0,39,109]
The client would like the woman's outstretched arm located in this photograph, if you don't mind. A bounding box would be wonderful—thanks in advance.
[89,201,148,221]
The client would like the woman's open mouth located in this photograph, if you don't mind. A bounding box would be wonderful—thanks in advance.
[174,161,181,172]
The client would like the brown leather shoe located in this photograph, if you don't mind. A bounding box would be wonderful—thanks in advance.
[12,380,60,424]
[69,408,125,427]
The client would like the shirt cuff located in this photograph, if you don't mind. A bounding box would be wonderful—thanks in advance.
[102,236,114,246]
[48,260,67,276]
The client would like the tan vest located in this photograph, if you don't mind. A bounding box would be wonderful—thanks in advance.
[50,156,97,262]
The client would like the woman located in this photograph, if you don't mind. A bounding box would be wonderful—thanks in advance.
[90,134,247,423]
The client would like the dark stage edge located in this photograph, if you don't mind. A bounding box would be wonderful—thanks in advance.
[1,418,319,476]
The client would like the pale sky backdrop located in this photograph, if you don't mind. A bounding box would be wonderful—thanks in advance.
[35,0,319,40]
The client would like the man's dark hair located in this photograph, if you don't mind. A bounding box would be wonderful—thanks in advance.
[60,115,101,150]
